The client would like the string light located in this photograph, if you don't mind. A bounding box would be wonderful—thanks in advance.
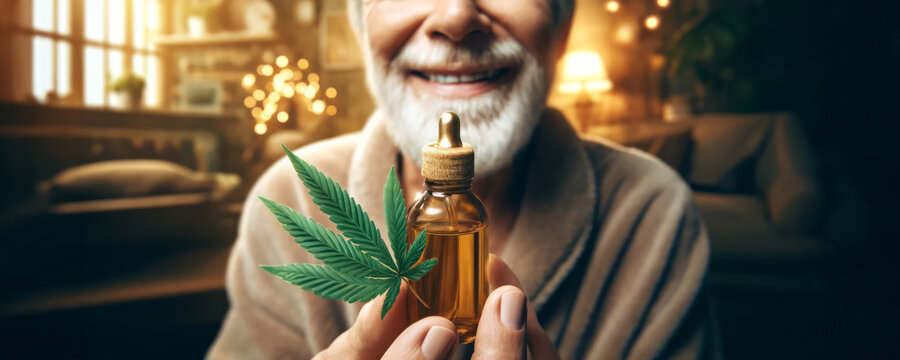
[254,122,267,135]
[657,0,670,8]
[252,89,265,101]
[242,74,256,88]
[243,96,256,108]
[245,56,339,135]
[275,55,289,68]
[264,102,277,115]
[312,100,325,114]
[644,15,660,30]
[605,1,620,13]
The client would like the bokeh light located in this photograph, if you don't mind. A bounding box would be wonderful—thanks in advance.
[242,73,255,88]
[260,64,274,76]
[606,1,620,13]
[277,111,289,122]
[252,89,265,101]
[254,122,267,135]
[645,15,660,30]
[297,58,309,70]
[325,105,337,116]
[325,87,337,98]
[312,100,325,114]
[243,96,256,108]
[275,55,289,68]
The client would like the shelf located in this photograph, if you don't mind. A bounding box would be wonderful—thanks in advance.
[0,247,231,317]
[154,31,280,47]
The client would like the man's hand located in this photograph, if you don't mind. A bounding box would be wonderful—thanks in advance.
[314,255,559,360]
[314,282,459,360]
[472,254,560,360]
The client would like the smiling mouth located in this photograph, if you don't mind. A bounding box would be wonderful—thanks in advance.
[410,68,510,84]
[407,67,515,98]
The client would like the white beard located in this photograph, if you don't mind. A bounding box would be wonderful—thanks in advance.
[365,38,550,176]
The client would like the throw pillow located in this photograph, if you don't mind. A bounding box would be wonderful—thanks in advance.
[41,160,217,203]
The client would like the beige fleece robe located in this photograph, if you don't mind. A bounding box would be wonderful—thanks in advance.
[208,109,712,359]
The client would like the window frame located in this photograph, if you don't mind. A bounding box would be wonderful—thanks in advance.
[9,0,165,108]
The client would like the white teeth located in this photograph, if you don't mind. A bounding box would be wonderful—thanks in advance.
[423,70,499,83]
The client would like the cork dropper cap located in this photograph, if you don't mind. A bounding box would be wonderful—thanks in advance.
[421,112,474,181]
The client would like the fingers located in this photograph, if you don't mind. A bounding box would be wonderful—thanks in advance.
[473,285,528,360]
[486,255,560,360]
[316,282,409,359]
[487,253,524,290]
[381,316,458,360]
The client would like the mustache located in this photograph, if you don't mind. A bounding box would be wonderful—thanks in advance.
[389,38,527,71]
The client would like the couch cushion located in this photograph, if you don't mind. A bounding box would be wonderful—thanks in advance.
[694,192,832,269]
[42,160,218,203]
[688,114,773,193]
[620,127,693,175]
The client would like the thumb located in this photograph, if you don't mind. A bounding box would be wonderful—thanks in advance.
[317,283,409,359]
[472,286,527,360]
[487,255,560,360]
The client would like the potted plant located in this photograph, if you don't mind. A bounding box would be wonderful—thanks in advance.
[109,73,145,110]
[664,11,756,112]
[187,1,220,36]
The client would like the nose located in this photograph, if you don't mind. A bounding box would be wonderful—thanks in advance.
[422,0,492,42]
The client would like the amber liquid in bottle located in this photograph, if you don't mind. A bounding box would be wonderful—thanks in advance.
[406,180,489,344]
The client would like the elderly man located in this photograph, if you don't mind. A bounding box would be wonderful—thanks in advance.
[209,0,711,359]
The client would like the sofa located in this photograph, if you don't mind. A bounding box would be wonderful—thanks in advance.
[587,113,833,292]
[588,112,854,358]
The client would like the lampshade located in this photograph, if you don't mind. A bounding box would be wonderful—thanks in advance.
[558,51,613,94]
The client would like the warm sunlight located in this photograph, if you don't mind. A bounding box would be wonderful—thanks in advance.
[31,0,161,107]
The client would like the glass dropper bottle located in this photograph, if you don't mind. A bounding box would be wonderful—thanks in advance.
[405,112,489,344]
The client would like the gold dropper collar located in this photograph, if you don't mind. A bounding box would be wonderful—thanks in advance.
[421,112,475,181]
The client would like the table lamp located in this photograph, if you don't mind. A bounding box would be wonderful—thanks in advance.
[557,51,612,132]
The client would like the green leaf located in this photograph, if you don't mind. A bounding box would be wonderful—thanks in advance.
[259,196,392,277]
[259,146,440,319]
[281,144,397,273]
[380,279,402,320]
[403,258,438,281]
[261,263,391,303]
[403,229,428,271]
[383,166,408,268]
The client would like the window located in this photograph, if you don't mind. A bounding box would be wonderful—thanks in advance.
[20,0,163,108]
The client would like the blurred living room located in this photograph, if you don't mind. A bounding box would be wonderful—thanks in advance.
[0,0,897,358]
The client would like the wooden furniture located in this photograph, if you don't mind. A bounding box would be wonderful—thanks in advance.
[0,101,248,358]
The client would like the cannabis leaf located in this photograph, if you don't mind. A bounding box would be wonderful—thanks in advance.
[260,145,438,319]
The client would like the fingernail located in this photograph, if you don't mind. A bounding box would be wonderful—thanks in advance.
[500,291,526,330]
[421,326,457,360]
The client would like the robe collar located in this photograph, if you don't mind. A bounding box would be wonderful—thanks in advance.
[346,109,596,311]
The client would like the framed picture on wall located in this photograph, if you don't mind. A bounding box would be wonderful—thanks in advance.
[320,10,363,70]
[179,80,223,112]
